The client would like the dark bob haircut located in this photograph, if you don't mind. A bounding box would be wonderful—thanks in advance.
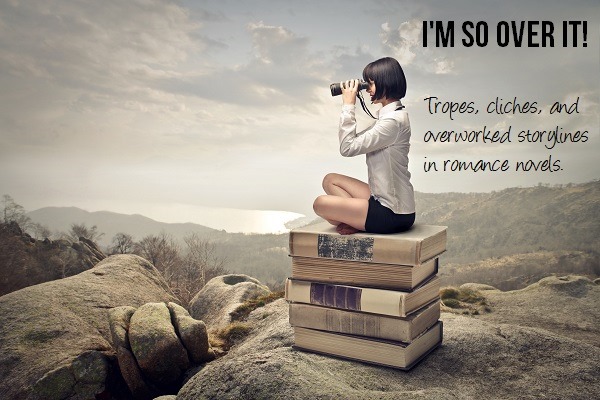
[362,57,406,101]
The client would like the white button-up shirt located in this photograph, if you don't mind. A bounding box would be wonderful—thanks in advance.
[338,100,415,214]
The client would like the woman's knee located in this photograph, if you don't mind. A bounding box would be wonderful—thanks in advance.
[322,173,339,191]
[313,195,328,215]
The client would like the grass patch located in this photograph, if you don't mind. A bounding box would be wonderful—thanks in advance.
[209,290,285,353]
[213,322,253,351]
[440,286,491,315]
[440,287,460,300]
[230,290,284,322]
[442,298,461,308]
[457,288,486,304]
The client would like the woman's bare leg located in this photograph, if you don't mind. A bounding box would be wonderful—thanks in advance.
[313,173,371,234]
[313,195,369,232]
[322,173,371,199]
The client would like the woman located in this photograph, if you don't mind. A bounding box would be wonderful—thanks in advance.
[313,57,415,235]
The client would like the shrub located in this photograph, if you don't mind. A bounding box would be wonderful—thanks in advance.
[457,288,485,304]
[440,287,460,300]
[230,291,284,322]
[213,322,253,351]
[443,298,461,308]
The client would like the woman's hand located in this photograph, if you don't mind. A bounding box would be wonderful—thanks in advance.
[341,79,359,105]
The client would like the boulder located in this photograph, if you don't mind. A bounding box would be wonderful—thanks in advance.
[189,274,270,330]
[128,303,190,390]
[109,306,155,399]
[106,302,214,398]
[178,277,600,400]
[468,275,600,346]
[167,302,214,364]
[115,345,154,400]
[0,225,108,296]
[0,254,177,400]
[108,306,136,349]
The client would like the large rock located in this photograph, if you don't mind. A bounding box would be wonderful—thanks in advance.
[109,306,155,399]
[0,221,107,296]
[178,277,600,400]
[108,302,213,399]
[167,302,213,364]
[129,303,190,390]
[189,274,270,330]
[108,306,137,349]
[468,275,600,346]
[115,345,154,400]
[0,254,177,400]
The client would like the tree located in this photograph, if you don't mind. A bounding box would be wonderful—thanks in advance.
[1,195,31,230]
[134,232,181,284]
[68,223,104,242]
[133,232,228,306]
[30,223,51,240]
[110,232,134,254]
[176,233,228,304]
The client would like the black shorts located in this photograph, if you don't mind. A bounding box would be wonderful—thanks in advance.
[365,196,415,234]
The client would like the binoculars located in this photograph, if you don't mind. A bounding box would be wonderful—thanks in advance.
[330,80,370,96]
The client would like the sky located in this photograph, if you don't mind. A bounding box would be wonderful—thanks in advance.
[0,0,598,233]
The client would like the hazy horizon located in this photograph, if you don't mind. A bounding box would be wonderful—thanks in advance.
[1,1,598,232]
[19,179,595,234]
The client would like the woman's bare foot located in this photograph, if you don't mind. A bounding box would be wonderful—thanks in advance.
[336,223,360,235]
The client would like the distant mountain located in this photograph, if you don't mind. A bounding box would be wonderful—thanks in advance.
[27,207,219,247]
[25,181,600,287]
[415,181,600,263]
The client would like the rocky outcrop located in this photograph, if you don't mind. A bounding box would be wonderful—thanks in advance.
[108,302,214,399]
[130,303,190,388]
[0,254,177,400]
[168,302,211,364]
[467,275,600,346]
[0,221,106,296]
[178,276,600,400]
[189,274,270,330]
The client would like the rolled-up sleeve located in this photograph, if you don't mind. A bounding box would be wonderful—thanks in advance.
[338,105,399,157]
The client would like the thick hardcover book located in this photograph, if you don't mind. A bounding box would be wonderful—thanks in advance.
[289,300,440,342]
[293,321,443,370]
[288,221,447,265]
[291,256,438,290]
[285,276,440,318]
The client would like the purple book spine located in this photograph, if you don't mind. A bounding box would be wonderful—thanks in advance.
[310,283,362,311]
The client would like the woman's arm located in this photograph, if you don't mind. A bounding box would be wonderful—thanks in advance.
[338,106,400,157]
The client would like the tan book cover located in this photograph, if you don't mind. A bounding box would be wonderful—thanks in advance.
[285,275,440,318]
[293,321,443,370]
[291,256,438,290]
[289,221,447,265]
[289,300,440,342]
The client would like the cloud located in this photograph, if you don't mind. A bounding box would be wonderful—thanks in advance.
[158,21,329,110]
[380,20,454,75]
[248,21,308,65]
[0,1,202,84]
[0,0,230,158]
[380,20,421,65]
[0,0,210,134]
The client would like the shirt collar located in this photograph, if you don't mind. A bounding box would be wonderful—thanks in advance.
[377,100,404,118]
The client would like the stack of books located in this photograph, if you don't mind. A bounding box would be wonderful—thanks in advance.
[285,221,447,370]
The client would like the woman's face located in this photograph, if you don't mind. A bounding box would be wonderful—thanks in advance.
[367,80,382,104]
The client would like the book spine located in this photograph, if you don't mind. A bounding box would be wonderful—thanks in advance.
[420,229,447,262]
[317,234,375,261]
[289,303,417,342]
[288,231,294,255]
[309,281,362,311]
[286,279,406,317]
[291,232,421,264]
